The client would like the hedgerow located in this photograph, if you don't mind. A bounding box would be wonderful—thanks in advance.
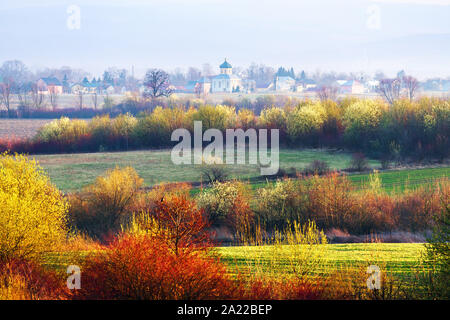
[1,98,448,160]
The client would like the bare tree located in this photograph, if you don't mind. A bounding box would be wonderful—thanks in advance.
[31,83,46,110]
[77,90,84,110]
[402,75,419,101]
[245,63,275,88]
[49,88,59,111]
[0,60,31,116]
[316,85,338,101]
[91,92,99,110]
[377,78,401,105]
[0,80,13,114]
[186,67,201,82]
[17,82,32,109]
[143,69,173,100]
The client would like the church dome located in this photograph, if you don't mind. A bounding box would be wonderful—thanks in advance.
[220,59,232,69]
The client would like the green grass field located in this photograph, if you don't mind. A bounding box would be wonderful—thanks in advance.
[216,243,425,278]
[32,148,448,193]
[43,243,425,279]
[33,148,368,192]
[349,167,450,193]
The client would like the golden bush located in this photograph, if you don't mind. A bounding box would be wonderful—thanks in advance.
[0,153,68,262]
[79,166,144,235]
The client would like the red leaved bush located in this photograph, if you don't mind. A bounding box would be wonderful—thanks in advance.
[0,258,69,300]
[152,194,212,255]
[75,235,237,300]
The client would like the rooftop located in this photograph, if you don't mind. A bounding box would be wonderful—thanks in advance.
[220,59,232,69]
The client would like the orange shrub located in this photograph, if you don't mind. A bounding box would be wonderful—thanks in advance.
[0,258,69,300]
[76,235,237,300]
[306,172,356,229]
[396,182,449,232]
[139,194,212,255]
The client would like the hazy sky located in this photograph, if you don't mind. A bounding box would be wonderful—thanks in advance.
[1,0,450,79]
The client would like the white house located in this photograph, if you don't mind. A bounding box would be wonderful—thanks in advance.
[339,80,365,94]
[274,76,295,92]
[211,59,242,93]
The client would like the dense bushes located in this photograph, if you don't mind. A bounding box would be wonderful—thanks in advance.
[196,181,254,234]
[75,235,237,300]
[0,153,68,262]
[0,258,69,300]
[1,98,448,160]
[286,102,326,145]
[254,172,448,234]
[128,194,212,255]
[69,167,143,238]
[68,168,449,238]
[1,153,448,300]
[423,202,450,299]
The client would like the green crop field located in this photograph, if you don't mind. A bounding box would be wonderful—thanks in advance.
[43,243,425,279]
[32,148,448,193]
[349,167,450,193]
[32,148,375,192]
[217,243,426,278]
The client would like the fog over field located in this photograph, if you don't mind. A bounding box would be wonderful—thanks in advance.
[1,0,450,78]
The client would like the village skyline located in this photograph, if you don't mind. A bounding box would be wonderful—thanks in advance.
[1,0,450,78]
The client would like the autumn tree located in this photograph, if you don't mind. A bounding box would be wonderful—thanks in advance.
[151,195,211,255]
[143,69,173,100]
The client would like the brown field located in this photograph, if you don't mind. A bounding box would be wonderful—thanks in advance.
[0,119,54,139]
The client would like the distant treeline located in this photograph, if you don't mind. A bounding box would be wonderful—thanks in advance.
[1,97,448,161]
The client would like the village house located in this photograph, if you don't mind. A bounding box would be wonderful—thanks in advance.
[37,77,63,94]
[274,75,295,92]
[195,77,212,95]
[339,80,365,94]
[71,77,104,94]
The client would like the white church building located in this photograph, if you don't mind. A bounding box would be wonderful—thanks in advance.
[211,59,242,93]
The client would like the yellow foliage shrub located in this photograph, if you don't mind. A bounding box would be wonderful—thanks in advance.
[258,106,287,130]
[0,153,68,262]
[287,102,326,139]
[70,166,144,236]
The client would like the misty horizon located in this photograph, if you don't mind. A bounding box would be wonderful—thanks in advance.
[1,0,450,80]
